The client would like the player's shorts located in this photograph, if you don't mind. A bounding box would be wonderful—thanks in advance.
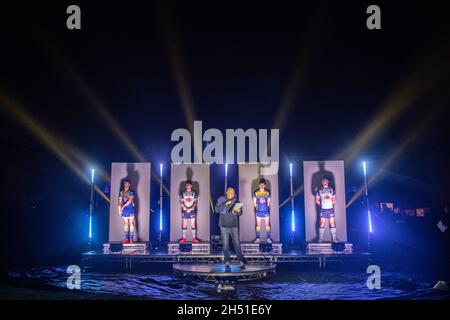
[320,208,335,218]
[182,209,197,219]
[121,209,135,218]
[256,211,270,218]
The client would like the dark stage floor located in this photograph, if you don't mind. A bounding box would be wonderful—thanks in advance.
[4,266,450,300]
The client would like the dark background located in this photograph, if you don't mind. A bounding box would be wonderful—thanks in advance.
[0,0,449,268]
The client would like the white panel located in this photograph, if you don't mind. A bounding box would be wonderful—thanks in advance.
[238,163,280,242]
[108,163,151,242]
[303,161,347,242]
[170,164,210,242]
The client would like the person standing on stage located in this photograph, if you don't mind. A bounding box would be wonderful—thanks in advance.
[118,178,136,244]
[215,187,245,269]
[253,178,272,243]
[179,180,200,244]
[315,177,338,242]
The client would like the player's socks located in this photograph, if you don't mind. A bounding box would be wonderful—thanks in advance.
[182,227,187,239]
[130,225,135,242]
[330,227,337,242]
[318,228,325,242]
[192,228,197,239]
[124,226,129,241]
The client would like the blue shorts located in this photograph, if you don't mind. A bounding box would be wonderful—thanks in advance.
[320,208,335,218]
[256,211,270,218]
[121,210,135,218]
[182,209,197,219]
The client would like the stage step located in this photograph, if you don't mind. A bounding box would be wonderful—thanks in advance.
[173,263,277,282]
[240,242,283,255]
[168,242,211,255]
[103,242,149,254]
[307,242,353,254]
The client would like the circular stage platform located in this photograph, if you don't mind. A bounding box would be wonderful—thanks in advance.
[173,263,277,282]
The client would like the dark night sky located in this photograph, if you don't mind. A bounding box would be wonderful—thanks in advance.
[1,0,450,192]
[0,1,449,263]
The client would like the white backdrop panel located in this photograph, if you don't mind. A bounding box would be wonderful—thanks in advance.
[109,163,151,242]
[170,164,210,242]
[303,161,347,242]
[238,163,280,242]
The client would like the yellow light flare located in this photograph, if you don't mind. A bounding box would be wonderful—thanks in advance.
[273,14,322,131]
[280,45,449,209]
[33,31,170,195]
[32,29,147,162]
[63,143,110,183]
[159,7,195,132]
[0,91,110,203]
[158,6,202,160]
[335,45,450,163]
[346,104,444,208]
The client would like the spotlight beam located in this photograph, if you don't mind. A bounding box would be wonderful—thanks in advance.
[280,44,450,209]
[32,31,170,195]
[0,91,110,203]
[335,42,450,163]
[265,12,324,166]
[346,104,445,208]
[159,5,203,162]
[273,9,324,132]
[62,141,110,183]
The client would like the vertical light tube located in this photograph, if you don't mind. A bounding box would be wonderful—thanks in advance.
[89,168,95,244]
[159,164,163,233]
[363,162,373,233]
[224,163,228,193]
[290,163,295,232]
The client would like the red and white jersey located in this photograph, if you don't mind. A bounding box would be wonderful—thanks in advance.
[180,190,198,208]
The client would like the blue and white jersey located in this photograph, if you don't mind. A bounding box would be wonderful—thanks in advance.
[118,189,136,215]
[253,188,271,215]
[316,187,335,209]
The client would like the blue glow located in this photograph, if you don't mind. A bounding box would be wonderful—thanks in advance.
[225,163,228,177]
[89,168,94,239]
[291,210,296,232]
[289,163,295,232]
[362,161,373,233]
[89,215,93,239]
[160,163,163,231]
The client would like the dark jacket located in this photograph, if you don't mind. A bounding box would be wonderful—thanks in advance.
[215,195,242,228]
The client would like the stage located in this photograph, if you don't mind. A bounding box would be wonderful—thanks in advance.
[172,263,277,281]
[82,244,370,269]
